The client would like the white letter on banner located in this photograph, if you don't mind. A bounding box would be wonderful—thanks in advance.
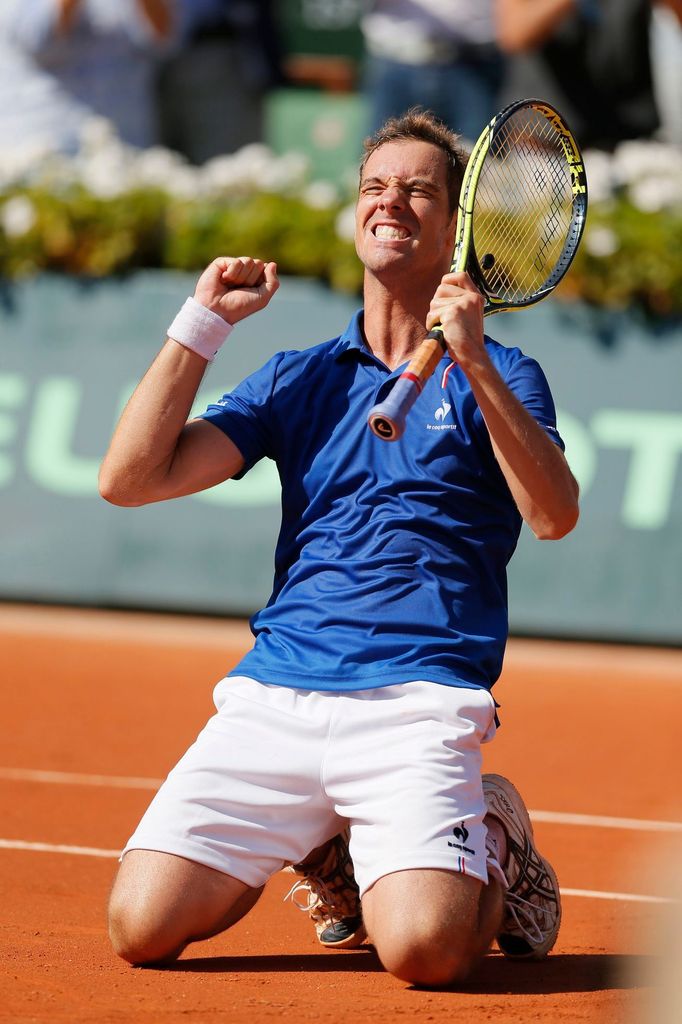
[25,378,100,495]
[591,410,682,530]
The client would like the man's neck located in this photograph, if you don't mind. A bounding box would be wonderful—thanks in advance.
[361,273,436,370]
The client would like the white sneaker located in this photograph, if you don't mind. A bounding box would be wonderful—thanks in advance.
[483,773,562,959]
[284,828,367,949]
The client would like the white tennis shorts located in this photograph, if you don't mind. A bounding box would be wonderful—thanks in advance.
[123,676,503,895]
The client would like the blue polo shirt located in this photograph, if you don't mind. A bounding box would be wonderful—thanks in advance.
[201,311,564,693]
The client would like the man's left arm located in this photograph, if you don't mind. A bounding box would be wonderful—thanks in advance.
[463,356,579,539]
[429,271,579,540]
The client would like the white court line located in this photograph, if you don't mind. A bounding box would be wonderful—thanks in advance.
[561,887,675,905]
[2,767,681,835]
[0,767,163,790]
[529,810,682,833]
[0,838,676,905]
[0,838,120,858]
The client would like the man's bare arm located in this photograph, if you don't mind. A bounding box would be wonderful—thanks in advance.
[99,257,279,507]
[458,359,579,539]
[429,272,579,540]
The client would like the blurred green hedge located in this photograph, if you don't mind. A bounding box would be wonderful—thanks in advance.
[0,186,364,294]
[1,134,681,320]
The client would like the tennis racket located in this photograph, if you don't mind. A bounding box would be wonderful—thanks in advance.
[367,98,588,441]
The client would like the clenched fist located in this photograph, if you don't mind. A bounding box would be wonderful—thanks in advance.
[194,257,280,325]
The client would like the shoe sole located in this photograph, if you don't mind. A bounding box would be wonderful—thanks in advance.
[319,922,368,949]
[483,773,562,960]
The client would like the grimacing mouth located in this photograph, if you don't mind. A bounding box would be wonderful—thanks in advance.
[371,223,412,240]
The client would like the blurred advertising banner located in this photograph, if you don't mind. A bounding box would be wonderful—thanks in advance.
[1,272,681,645]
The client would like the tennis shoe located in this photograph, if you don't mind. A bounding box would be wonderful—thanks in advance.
[284,828,367,948]
[482,773,561,959]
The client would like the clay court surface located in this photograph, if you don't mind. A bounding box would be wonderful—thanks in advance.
[1,602,681,1023]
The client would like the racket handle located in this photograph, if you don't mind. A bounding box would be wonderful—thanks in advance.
[368,330,446,441]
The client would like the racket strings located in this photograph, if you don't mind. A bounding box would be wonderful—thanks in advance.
[487,116,572,248]
[479,159,570,295]
[473,111,575,302]
[477,165,570,295]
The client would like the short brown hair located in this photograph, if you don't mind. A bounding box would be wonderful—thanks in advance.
[360,108,468,213]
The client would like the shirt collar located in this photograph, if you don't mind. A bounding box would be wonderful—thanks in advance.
[332,309,375,362]
[332,309,455,380]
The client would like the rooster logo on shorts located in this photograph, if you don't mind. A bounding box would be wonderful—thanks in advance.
[448,821,475,855]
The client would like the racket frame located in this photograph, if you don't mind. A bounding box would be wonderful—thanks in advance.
[367,98,587,441]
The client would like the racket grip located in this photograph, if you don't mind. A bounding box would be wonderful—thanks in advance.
[367,330,446,441]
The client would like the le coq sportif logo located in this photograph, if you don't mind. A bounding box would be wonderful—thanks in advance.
[427,400,457,431]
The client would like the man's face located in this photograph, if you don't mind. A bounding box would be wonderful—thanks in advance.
[355,139,457,282]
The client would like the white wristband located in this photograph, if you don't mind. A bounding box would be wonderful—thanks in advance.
[167,297,234,362]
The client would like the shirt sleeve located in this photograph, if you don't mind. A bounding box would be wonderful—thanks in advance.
[503,351,565,452]
[199,352,285,479]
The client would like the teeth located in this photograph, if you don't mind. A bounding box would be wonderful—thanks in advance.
[374,225,409,240]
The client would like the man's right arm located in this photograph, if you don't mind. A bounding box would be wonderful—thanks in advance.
[98,257,279,507]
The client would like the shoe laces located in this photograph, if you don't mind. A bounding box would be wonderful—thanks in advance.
[283,877,354,924]
[502,833,558,944]
[503,888,555,946]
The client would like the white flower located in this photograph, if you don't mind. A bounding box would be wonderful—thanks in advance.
[254,163,290,193]
[629,176,682,212]
[584,225,619,257]
[132,146,193,190]
[201,155,245,194]
[78,116,119,154]
[232,144,275,181]
[583,140,682,212]
[0,139,53,189]
[253,152,310,193]
[164,166,202,199]
[0,195,37,236]
[76,149,132,197]
[583,149,615,204]
[302,180,339,209]
[613,140,682,187]
[200,145,304,197]
[335,202,357,242]
[73,118,143,197]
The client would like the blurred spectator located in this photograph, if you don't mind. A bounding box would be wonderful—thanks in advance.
[158,1,283,164]
[0,0,173,155]
[496,0,659,149]
[650,1,682,145]
[360,1,504,144]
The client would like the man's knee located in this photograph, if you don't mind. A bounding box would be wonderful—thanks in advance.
[373,920,480,987]
[108,891,183,965]
[362,869,494,986]
[107,850,263,964]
